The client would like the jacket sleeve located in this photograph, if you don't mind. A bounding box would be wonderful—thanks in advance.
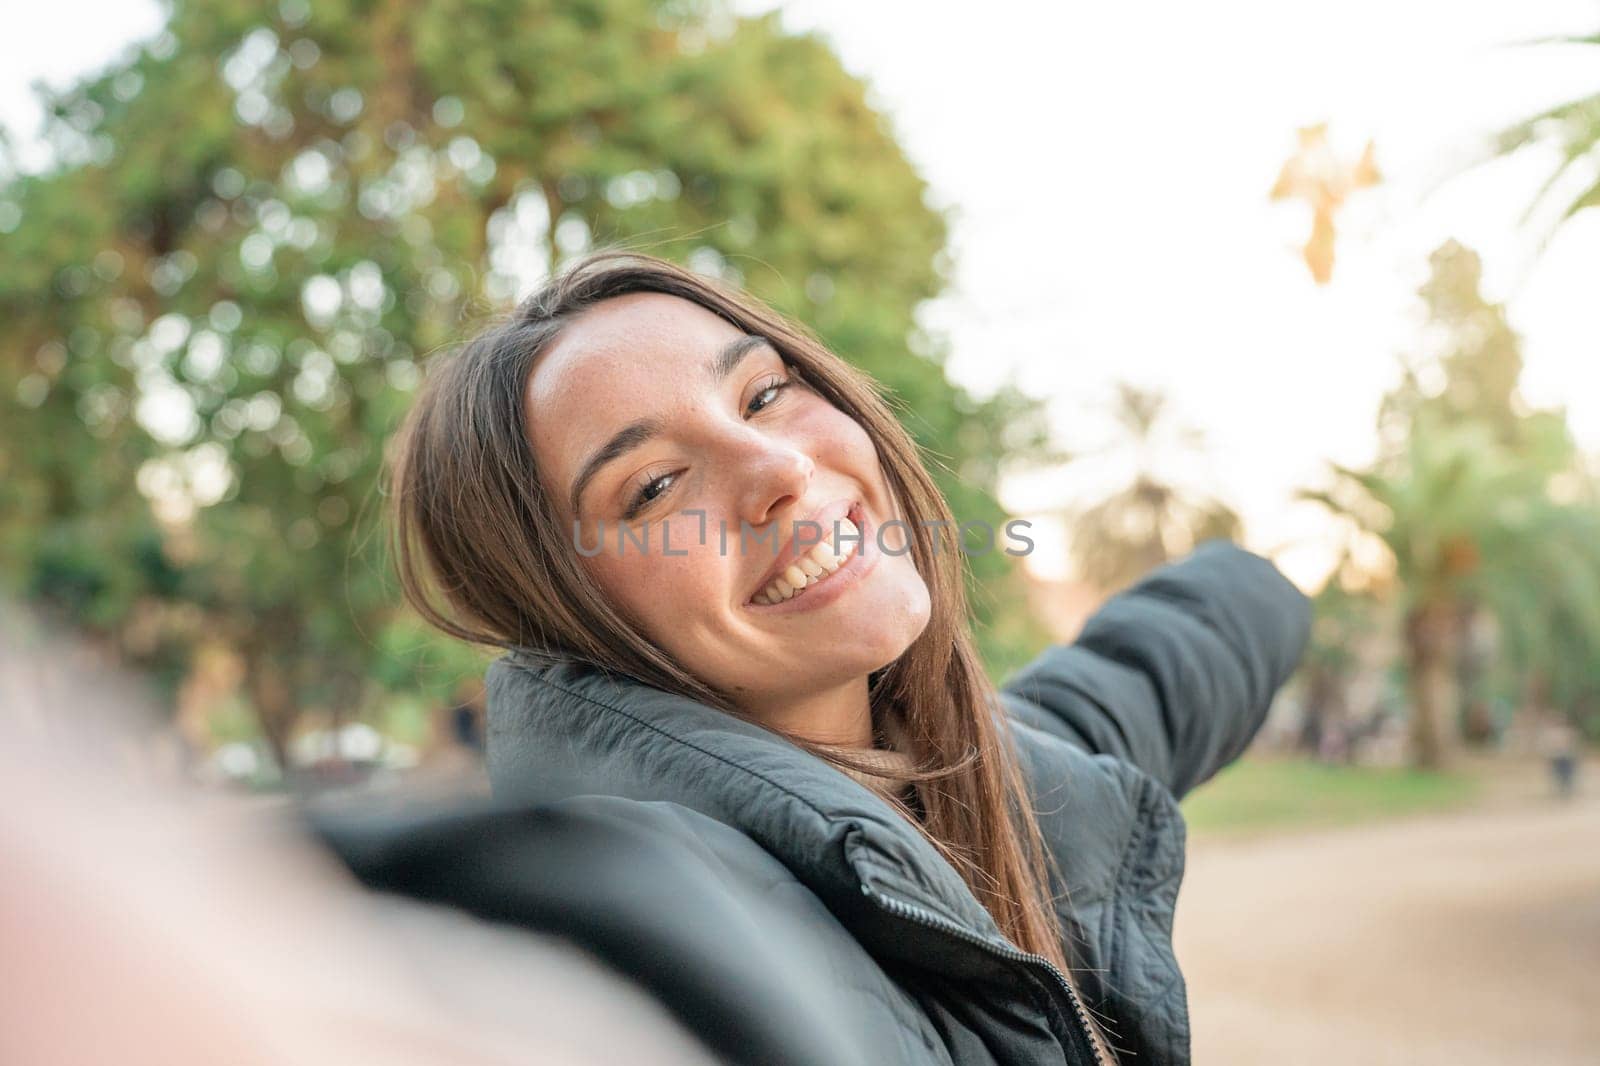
[1000,539,1313,799]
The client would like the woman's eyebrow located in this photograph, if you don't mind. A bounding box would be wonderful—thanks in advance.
[710,333,770,381]
[567,335,772,515]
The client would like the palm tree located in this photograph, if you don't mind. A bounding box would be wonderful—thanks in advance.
[1064,383,1242,595]
[1305,415,1520,766]
[1486,31,1600,242]
[1306,409,1600,767]
[1468,470,1600,741]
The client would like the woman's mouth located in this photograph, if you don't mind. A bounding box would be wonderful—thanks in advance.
[751,513,863,605]
[745,502,876,611]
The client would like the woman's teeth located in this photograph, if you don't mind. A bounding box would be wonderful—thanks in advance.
[754,518,860,605]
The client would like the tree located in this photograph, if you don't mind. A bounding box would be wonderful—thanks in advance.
[1304,240,1600,767]
[1063,382,1242,595]
[1308,415,1524,766]
[0,0,1050,769]
[1487,30,1600,242]
[1295,548,1386,761]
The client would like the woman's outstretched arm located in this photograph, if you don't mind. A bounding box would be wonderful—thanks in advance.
[1000,539,1313,800]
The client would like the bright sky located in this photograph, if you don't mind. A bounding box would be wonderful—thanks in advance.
[8,1,1600,591]
[736,0,1600,590]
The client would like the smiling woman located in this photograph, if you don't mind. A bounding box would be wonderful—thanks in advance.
[386,249,1313,1065]
[520,287,932,743]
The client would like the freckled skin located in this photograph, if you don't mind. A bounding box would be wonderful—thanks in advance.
[525,293,932,742]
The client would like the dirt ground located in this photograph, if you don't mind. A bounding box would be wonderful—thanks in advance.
[1174,776,1600,1064]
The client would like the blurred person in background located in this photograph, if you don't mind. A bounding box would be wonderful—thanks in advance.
[389,250,1314,1065]
[1541,710,1582,800]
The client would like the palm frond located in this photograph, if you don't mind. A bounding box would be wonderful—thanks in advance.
[1560,176,1600,221]
[1478,30,1600,247]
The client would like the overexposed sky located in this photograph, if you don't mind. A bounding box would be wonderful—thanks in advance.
[8,1,1600,590]
[737,0,1600,589]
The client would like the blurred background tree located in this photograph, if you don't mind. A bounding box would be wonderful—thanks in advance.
[0,0,1051,775]
[1304,240,1600,767]
[1490,28,1600,244]
[1293,547,1387,762]
[1063,382,1242,595]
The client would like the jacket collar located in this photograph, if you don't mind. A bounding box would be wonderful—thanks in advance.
[483,651,1008,950]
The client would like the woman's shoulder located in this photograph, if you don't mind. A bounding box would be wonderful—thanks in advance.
[1007,711,1187,907]
[554,793,818,894]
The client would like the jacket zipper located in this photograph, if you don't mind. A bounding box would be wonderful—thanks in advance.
[864,885,1109,1066]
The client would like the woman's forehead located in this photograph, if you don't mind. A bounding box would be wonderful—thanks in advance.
[544,291,736,372]
[523,293,748,486]
[530,294,737,404]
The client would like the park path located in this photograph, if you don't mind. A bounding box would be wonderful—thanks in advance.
[1174,789,1600,1064]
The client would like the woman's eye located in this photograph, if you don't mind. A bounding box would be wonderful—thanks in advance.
[746,375,790,415]
[619,373,789,518]
[626,472,676,519]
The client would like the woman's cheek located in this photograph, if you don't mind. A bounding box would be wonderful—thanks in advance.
[821,407,881,475]
[586,535,727,638]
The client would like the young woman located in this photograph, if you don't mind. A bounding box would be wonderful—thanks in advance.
[389,251,1312,1065]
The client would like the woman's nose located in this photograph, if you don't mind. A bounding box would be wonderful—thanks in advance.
[736,438,815,529]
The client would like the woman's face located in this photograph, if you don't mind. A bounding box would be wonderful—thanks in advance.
[524,293,932,724]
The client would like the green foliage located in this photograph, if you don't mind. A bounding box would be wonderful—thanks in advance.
[1291,552,1387,753]
[1489,32,1600,239]
[373,692,434,749]
[1303,240,1600,761]
[0,0,1049,758]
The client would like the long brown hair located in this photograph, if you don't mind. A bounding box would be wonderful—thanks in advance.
[388,250,1113,1057]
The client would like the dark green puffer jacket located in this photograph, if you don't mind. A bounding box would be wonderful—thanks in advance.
[482,540,1312,1065]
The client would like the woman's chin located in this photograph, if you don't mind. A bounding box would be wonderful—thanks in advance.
[749,589,926,689]
[712,560,931,702]
[832,569,932,664]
